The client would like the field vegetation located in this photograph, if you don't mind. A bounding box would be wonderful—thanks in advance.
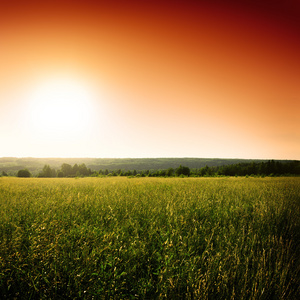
[0,177,299,299]
[1,157,298,177]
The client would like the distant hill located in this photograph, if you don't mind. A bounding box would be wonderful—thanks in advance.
[0,157,295,176]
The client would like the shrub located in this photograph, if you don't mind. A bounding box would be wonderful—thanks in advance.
[17,169,31,177]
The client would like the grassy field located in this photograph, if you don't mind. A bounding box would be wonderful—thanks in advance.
[0,177,299,299]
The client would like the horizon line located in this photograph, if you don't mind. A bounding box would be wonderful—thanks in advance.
[0,156,299,161]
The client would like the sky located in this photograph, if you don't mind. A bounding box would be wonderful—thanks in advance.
[0,0,299,159]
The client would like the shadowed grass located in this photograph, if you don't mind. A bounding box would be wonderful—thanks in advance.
[0,177,299,299]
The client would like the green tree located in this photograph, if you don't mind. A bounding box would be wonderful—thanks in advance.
[39,164,54,177]
[200,165,210,176]
[57,171,64,178]
[17,169,31,177]
[166,168,174,177]
[159,170,166,176]
[175,165,190,177]
[81,165,91,176]
[73,164,79,176]
[61,163,73,177]
[78,163,90,176]
[51,168,57,177]
[125,170,132,176]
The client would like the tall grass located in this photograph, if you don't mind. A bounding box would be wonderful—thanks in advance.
[0,177,299,299]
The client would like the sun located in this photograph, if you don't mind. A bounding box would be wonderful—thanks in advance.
[27,76,95,141]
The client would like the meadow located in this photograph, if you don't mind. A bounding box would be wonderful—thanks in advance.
[0,177,299,299]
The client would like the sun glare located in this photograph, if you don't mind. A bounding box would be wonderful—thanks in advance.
[27,76,95,141]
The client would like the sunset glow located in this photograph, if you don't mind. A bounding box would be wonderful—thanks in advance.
[0,0,299,159]
[27,76,95,139]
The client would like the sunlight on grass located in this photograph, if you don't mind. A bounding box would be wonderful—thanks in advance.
[0,177,299,298]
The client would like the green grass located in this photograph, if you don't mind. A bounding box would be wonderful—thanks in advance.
[0,177,299,299]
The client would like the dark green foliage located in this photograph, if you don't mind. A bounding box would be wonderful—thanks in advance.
[0,157,283,175]
[214,160,300,177]
[57,163,91,178]
[57,170,64,178]
[78,163,91,176]
[17,169,31,177]
[166,167,174,177]
[61,163,73,177]
[175,165,190,176]
[7,159,300,178]
[66,160,300,178]
[1,158,299,178]
[72,163,79,175]
[38,164,56,177]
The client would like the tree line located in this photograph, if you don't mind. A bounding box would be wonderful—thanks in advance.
[8,160,300,178]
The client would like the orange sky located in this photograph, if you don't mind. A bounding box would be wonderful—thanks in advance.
[0,0,299,159]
